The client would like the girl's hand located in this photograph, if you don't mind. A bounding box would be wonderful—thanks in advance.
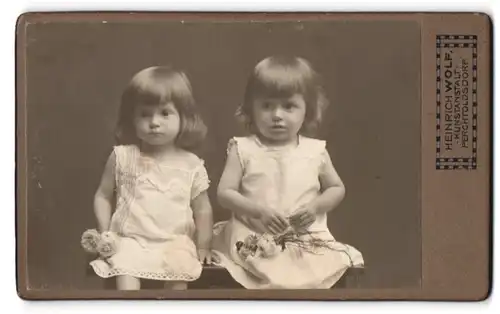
[289,205,317,231]
[197,248,212,265]
[259,211,289,235]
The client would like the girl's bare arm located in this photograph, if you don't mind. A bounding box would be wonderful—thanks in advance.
[94,151,116,232]
[217,144,265,218]
[192,191,214,250]
[310,150,346,214]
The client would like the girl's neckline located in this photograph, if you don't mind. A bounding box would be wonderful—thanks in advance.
[133,145,189,165]
[252,134,303,152]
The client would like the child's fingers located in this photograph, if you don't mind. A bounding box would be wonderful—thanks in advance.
[211,254,221,264]
[272,220,288,233]
[274,215,289,229]
[304,213,315,223]
[300,216,315,228]
[205,253,212,265]
[198,250,211,264]
[268,222,283,235]
[298,212,314,222]
[262,222,274,233]
[291,213,306,223]
[289,210,309,223]
[268,219,280,231]
[293,214,314,229]
[268,225,279,235]
[304,212,315,222]
[290,212,305,222]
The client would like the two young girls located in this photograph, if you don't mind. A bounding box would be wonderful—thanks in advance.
[88,57,364,290]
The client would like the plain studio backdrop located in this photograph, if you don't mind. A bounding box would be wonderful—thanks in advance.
[24,18,420,290]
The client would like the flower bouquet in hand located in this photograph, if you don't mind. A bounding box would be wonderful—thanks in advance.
[235,226,356,262]
[236,233,280,260]
[235,228,338,260]
[235,204,356,263]
[81,229,118,259]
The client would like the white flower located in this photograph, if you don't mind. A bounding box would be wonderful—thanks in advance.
[239,247,253,260]
[97,231,118,258]
[81,229,101,254]
[257,234,279,258]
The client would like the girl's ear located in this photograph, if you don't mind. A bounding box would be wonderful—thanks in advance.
[234,103,245,120]
[235,103,251,129]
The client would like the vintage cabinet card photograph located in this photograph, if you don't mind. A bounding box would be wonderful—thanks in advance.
[15,12,492,301]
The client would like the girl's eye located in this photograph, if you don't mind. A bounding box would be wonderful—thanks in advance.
[283,103,294,110]
[162,110,170,117]
[262,102,272,109]
[140,111,150,118]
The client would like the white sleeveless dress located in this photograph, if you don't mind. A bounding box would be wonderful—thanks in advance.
[90,145,209,282]
[211,135,364,289]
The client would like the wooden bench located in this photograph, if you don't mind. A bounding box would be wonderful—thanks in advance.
[189,264,364,289]
[86,260,364,289]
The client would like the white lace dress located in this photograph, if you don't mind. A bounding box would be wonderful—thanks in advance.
[212,135,364,289]
[90,145,209,282]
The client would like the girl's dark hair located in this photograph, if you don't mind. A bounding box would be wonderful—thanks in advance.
[237,56,329,136]
[115,66,207,150]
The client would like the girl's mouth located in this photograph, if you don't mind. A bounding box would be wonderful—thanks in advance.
[270,126,287,132]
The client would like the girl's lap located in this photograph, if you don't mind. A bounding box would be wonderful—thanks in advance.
[92,234,202,281]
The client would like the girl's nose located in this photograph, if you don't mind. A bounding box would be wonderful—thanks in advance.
[271,108,284,120]
[150,115,161,128]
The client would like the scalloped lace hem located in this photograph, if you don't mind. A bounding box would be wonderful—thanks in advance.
[90,262,200,281]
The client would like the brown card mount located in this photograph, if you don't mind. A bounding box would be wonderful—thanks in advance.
[15,12,492,301]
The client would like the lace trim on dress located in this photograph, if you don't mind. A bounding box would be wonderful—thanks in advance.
[90,263,200,281]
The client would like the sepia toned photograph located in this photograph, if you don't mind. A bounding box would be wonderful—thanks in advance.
[16,12,491,300]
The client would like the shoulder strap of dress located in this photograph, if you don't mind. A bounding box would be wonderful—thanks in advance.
[227,136,256,168]
[299,136,327,157]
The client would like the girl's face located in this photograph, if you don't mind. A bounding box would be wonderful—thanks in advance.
[252,93,306,145]
[133,102,180,147]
